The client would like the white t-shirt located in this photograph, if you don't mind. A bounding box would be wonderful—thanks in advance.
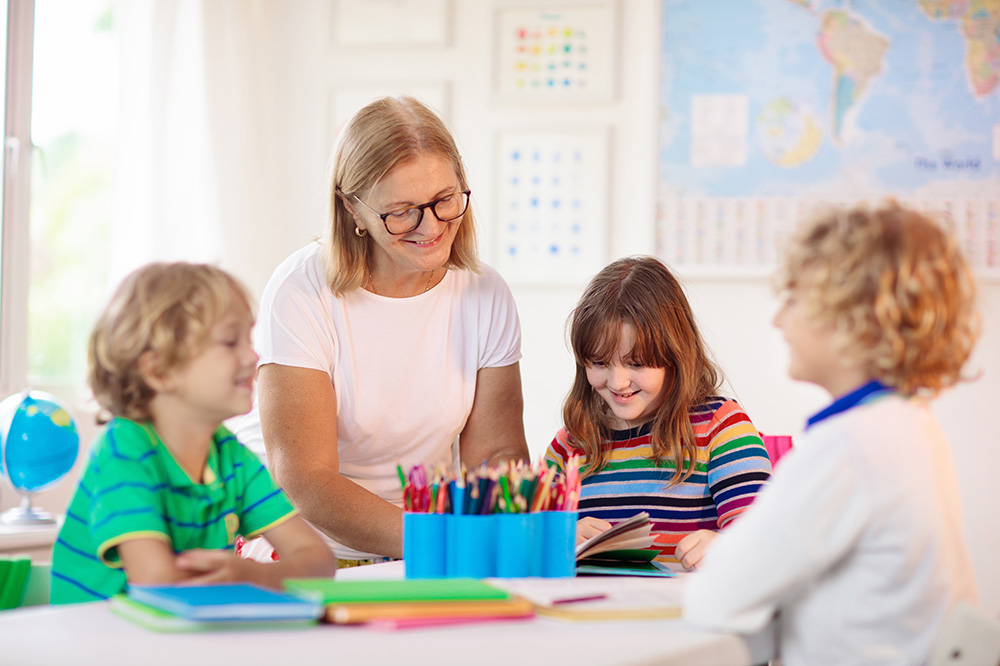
[683,394,978,666]
[236,242,521,559]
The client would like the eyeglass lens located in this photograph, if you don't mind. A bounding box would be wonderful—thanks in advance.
[384,191,470,234]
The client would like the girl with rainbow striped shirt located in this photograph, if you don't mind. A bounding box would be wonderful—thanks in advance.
[545,256,772,571]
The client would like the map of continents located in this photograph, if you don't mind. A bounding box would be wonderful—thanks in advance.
[659,0,1000,199]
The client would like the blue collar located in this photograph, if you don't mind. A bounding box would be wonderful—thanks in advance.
[806,380,894,430]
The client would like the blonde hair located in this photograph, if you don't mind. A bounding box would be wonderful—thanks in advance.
[778,202,980,395]
[324,96,479,295]
[563,256,722,481]
[88,262,254,422]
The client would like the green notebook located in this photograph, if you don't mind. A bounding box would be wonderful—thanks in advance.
[284,578,511,604]
[0,557,31,610]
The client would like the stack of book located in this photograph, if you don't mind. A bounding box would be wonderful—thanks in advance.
[111,583,324,632]
[283,578,534,630]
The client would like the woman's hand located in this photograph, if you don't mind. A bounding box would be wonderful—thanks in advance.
[674,529,718,570]
[576,516,613,545]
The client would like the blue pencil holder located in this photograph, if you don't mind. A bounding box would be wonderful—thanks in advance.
[495,513,543,578]
[446,514,497,578]
[403,513,446,579]
[541,511,577,577]
[403,511,577,579]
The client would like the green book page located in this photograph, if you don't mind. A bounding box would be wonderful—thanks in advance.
[575,561,676,577]
[284,578,511,604]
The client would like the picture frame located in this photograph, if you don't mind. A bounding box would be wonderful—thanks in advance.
[333,0,451,48]
[492,2,617,103]
[493,127,609,284]
[328,83,450,149]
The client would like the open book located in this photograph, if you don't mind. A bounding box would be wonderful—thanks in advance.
[575,512,673,577]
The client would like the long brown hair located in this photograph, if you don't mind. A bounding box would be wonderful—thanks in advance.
[324,96,479,295]
[563,256,721,482]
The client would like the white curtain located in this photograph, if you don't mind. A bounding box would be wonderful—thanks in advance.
[110,0,290,295]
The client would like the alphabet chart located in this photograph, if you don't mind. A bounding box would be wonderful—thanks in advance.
[657,195,1000,278]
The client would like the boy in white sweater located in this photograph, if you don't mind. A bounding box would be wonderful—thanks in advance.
[683,203,980,665]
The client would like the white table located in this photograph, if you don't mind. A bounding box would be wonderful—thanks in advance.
[0,561,774,666]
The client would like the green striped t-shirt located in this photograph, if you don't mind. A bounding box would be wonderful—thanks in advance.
[50,418,296,604]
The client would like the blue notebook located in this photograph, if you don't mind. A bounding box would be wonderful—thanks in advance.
[111,595,320,632]
[127,583,324,622]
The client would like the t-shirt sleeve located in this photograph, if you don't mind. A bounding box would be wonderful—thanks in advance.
[477,266,522,369]
[705,400,772,528]
[88,432,172,566]
[255,261,336,375]
[232,442,298,537]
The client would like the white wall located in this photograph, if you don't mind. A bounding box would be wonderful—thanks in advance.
[8,0,996,614]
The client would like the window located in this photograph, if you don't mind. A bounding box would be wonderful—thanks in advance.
[2,0,117,401]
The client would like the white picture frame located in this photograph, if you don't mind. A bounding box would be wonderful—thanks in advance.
[333,0,451,48]
[493,128,609,284]
[328,83,450,149]
[492,2,617,103]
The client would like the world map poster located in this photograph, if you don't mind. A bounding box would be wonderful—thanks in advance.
[657,0,1000,276]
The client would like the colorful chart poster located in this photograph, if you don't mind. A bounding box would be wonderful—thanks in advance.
[494,4,616,101]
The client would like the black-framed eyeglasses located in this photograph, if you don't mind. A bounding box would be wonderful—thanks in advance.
[353,189,471,235]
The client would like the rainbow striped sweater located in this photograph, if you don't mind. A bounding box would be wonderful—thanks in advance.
[545,397,771,566]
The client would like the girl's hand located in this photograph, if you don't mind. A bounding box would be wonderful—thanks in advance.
[576,516,613,544]
[674,529,718,570]
[174,549,252,585]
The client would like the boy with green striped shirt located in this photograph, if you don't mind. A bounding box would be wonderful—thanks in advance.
[52,263,336,604]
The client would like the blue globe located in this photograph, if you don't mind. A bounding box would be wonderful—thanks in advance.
[0,390,80,493]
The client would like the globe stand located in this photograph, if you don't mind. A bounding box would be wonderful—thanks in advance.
[0,493,57,525]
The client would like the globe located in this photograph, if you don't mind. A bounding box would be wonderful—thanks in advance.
[0,390,80,525]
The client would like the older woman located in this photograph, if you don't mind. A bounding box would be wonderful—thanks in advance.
[236,97,529,565]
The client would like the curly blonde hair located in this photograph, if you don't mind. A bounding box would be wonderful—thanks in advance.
[777,202,980,396]
[324,96,479,295]
[87,262,254,422]
[563,256,722,481]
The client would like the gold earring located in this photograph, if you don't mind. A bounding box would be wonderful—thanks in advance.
[355,226,368,238]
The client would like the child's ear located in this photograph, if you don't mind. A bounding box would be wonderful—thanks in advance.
[137,350,173,392]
